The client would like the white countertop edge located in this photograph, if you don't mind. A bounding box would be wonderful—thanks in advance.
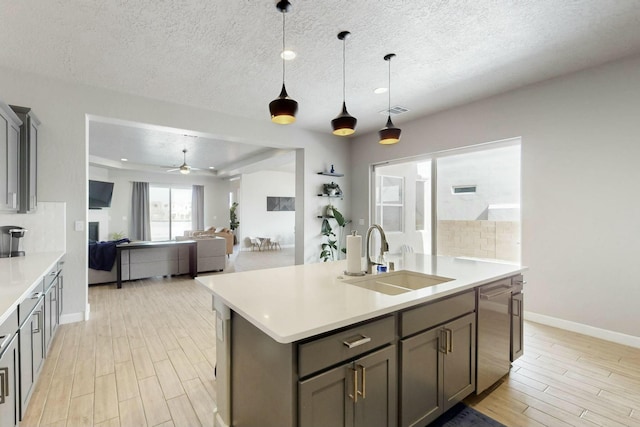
[0,251,65,325]
[197,259,528,344]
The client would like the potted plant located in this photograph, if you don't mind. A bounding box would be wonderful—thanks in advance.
[230,202,239,244]
[320,206,349,262]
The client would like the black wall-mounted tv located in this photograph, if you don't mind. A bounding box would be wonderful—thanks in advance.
[89,180,114,209]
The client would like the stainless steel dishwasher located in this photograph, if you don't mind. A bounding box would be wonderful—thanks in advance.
[476,278,514,394]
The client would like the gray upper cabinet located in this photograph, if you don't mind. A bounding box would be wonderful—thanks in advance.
[10,105,40,213]
[0,101,22,212]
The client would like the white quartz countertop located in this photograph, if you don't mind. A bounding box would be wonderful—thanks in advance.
[0,251,65,325]
[196,254,527,344]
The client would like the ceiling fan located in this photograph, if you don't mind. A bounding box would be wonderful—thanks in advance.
[167,148,200,174]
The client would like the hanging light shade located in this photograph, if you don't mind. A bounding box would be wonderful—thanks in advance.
[331,31,357,136]
[269,0,298,125]
[379,53,401,145]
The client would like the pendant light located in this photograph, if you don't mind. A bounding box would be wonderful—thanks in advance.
[379,53,401,145]
[331,31,357,136]
[269,0,298,125]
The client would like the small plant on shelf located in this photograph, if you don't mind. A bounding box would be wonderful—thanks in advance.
[320,206,349,262]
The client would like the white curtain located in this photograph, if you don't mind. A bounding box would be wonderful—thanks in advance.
[192,185,205,230]
[131,182,151,240]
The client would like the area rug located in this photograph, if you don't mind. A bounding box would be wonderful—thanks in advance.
[429,402,506,427]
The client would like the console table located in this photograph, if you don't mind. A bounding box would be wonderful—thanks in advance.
[115,240,197,288]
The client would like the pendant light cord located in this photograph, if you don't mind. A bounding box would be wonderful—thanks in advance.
[342,37,346,102]
[387,56,392,117]
[282,11,286,84]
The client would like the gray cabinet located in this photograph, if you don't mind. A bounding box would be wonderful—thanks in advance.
[399,292,476,427]
[10,105,40,213]
[511,291,524,362]
[0,101,21,212]
[299,345,397,427]
[0,310,19,427]
[44,261,63,354]
[19,292,45,419]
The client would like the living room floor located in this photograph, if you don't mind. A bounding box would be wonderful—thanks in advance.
[23,258,640,426]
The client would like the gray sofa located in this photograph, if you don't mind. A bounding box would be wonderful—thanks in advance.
[88,237,226,285]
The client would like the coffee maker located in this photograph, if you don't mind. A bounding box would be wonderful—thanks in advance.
[0,225,27,257]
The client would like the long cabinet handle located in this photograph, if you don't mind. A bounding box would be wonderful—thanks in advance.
[480,286,512,300]
[358,365,366,399]
[32,310,42,334]
[0,367,8,404]
[343,335,371,349]
[446,328,453,353]
[348,367,358,402]
[439,329,447,354]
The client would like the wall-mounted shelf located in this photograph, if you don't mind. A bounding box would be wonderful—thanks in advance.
[317,172,344,177]
[317,194,344,198]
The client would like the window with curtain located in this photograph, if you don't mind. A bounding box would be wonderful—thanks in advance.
[149,185,192,240]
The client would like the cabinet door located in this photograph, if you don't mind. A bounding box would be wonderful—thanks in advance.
[7,121,20,210]
[0,113,7,210]
[27,120,37,211]
[511,292,524,361]
[0,335,19,427]
[354,345,397,427]
[400,328,442,427]
[19,298,44,419]
[442,313,476,411]
[299,363,353,427]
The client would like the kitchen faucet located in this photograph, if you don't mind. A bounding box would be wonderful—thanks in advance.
[365,224,389,274]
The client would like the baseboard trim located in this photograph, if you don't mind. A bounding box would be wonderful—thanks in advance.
[60,311,85,325]
[525,311,640,349]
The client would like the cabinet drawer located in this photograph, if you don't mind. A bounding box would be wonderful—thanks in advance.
[0,308,18,339]
[44,265,60,291]
[298,315,395,378]
[401,290,475,338]
[130,247,179,263]
[18,290,44,326]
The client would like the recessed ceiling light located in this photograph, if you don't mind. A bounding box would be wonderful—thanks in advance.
[209,166,215,169]
[281,50,296,60]
[374,87,388,94]
[121,158,128,162]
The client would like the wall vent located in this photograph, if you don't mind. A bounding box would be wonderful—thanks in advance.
[379,105,410,115]
[452,185,477,194]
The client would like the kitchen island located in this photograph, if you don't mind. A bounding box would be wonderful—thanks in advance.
[196,254,526,427]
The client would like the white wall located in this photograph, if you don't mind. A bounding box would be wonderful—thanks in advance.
[0,66,349,321]
[350,54,640,340]
[88,166,227,238]
[240,170,295,248]
[0,202,66,253]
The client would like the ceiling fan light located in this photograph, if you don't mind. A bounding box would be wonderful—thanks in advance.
[180,165,190,174]
[379,116,401,145]
[331,102,357,136]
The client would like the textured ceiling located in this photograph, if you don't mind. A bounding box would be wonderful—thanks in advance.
[3,0,640,171]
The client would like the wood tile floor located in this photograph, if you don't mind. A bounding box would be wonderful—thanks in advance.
[22,276,218,427]
[467,322,640,426]
[23,274,640,426]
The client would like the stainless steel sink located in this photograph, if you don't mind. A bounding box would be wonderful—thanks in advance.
[343,271,454,295]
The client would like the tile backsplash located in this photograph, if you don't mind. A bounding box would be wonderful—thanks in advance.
[0,201,66,253]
